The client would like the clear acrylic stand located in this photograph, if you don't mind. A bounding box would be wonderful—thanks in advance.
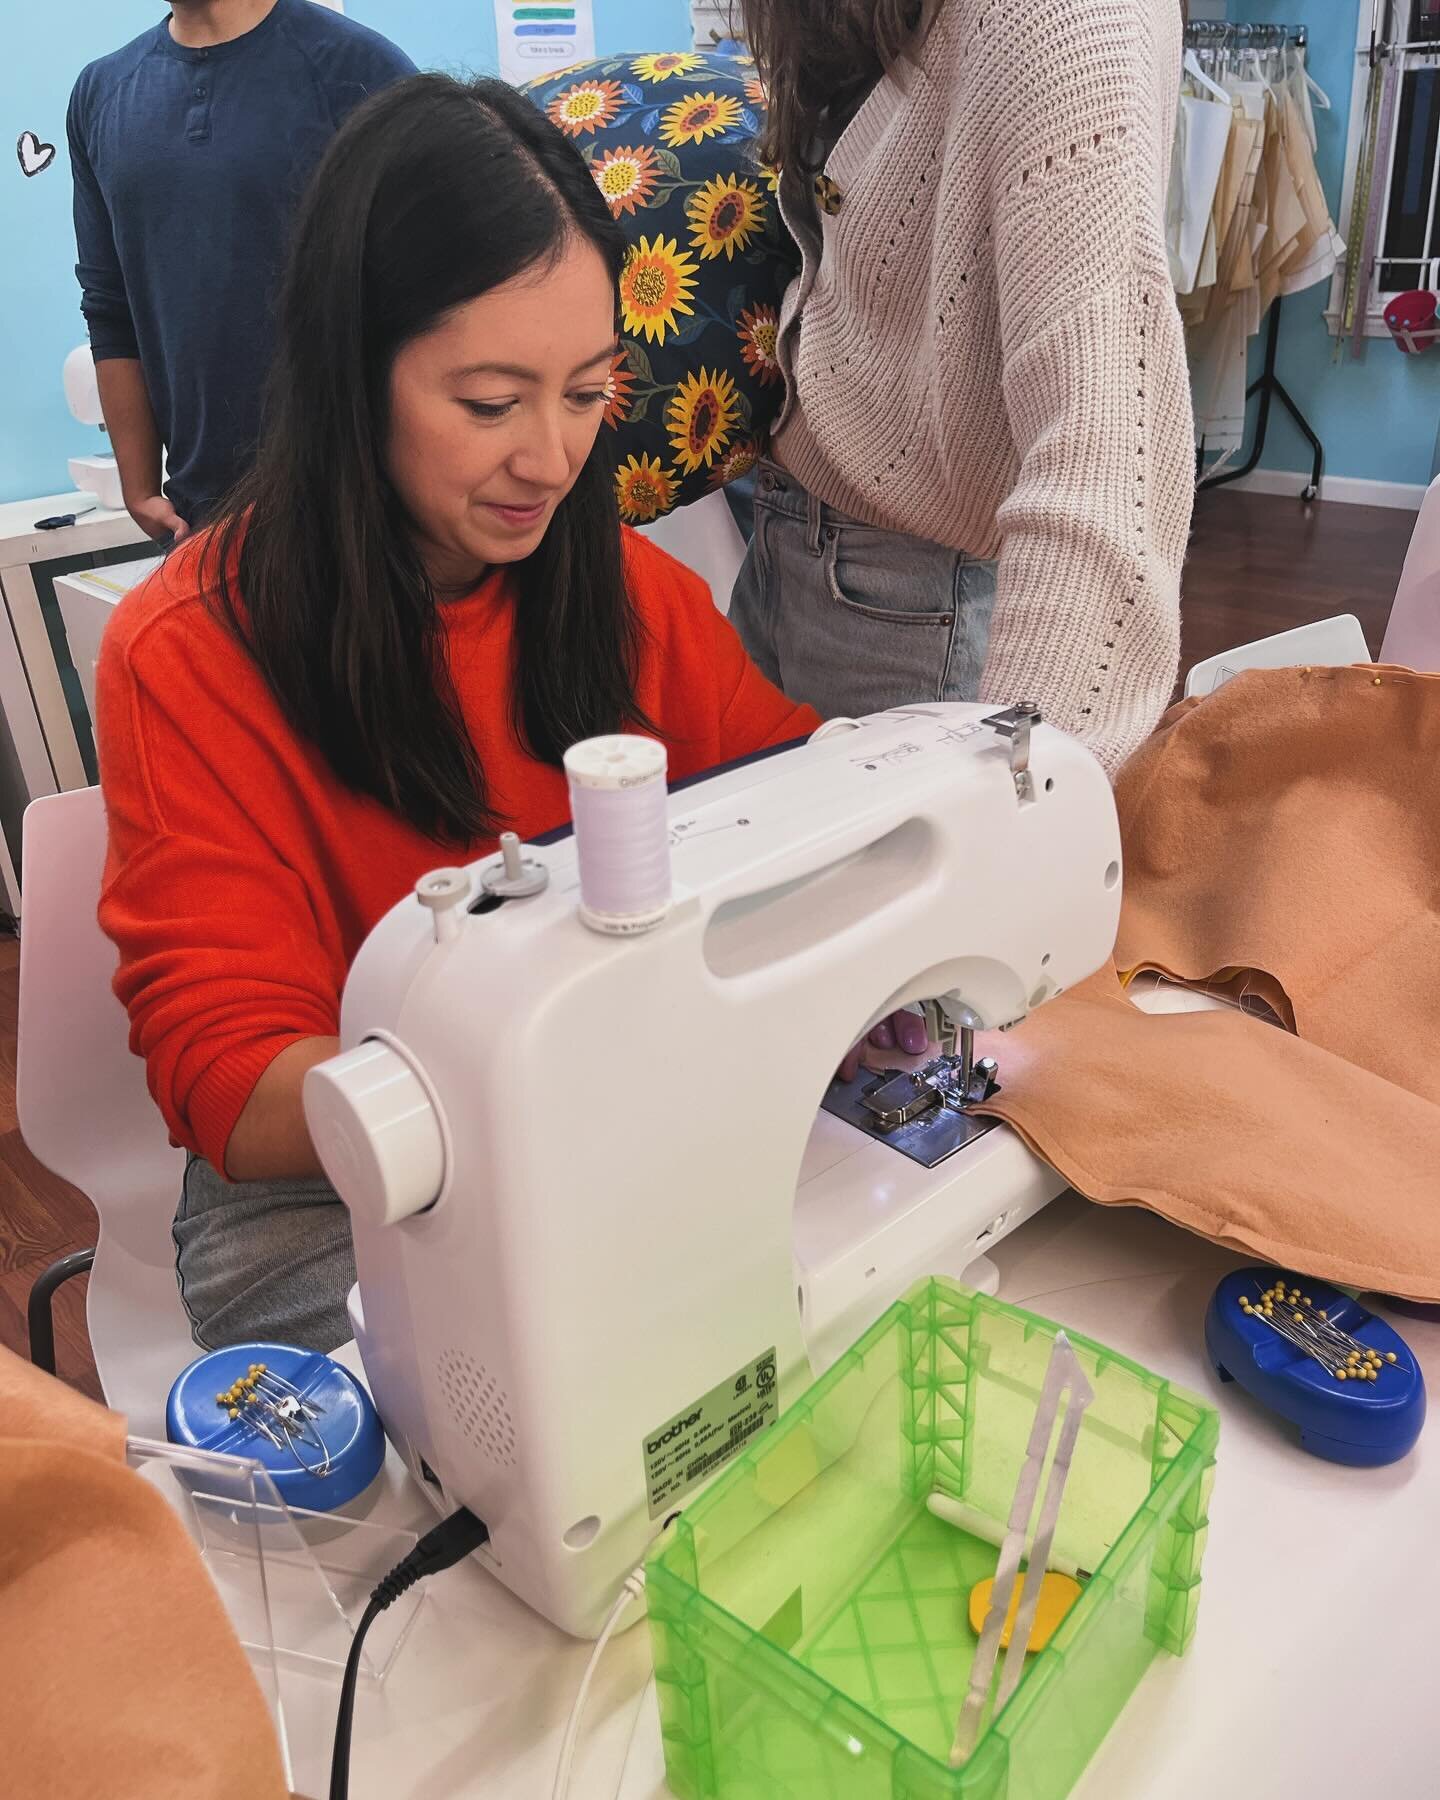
[126,1436,425,1787]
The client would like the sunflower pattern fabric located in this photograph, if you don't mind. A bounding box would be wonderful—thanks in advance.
[524,50,798,522]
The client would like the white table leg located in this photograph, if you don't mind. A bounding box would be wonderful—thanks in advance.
[0,561,88,792]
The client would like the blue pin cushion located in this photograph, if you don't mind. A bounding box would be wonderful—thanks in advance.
[1206,1269,1426,1466]
[167,1341,385,1513]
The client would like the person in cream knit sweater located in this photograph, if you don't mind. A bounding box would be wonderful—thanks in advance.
[729,0,1193,774]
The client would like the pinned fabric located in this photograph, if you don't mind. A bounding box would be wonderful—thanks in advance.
[1115,665,1440,1108]
[0,1346,291,1800]
[977,665,1440,1300]
[976,962,1440,1303]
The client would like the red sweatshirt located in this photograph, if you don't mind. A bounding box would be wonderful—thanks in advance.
[97,527,817,1171]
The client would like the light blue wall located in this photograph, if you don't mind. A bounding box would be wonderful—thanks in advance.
[0,0,691,505]
[1232,0,1440,486]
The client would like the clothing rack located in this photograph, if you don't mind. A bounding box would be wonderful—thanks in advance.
[1183,22,1309,54]
[1187,20,1325,502]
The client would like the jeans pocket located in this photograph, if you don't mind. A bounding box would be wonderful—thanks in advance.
[769,520,960,713]
[822,526,957,627]
[944,556,999,702]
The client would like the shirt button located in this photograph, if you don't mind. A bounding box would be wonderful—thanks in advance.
[815,175,844,216]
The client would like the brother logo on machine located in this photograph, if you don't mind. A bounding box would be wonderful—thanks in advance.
[647,1409,703,1456]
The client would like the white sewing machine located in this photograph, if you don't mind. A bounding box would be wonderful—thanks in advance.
[304,703,1121,1638]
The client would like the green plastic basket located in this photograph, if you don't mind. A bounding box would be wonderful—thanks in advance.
[647,1277,1219,1800]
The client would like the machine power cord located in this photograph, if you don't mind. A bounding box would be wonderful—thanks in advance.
[552,1568,648,1800]
[329,1506,490,1800]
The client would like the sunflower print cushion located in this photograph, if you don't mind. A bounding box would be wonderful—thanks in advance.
[524,50,798,523]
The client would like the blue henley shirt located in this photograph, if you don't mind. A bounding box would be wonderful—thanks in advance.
[68,0,415,522]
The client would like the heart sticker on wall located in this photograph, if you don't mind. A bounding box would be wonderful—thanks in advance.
[16,131,57,177]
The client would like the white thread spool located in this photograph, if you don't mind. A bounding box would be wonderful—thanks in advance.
[564,735,672,936]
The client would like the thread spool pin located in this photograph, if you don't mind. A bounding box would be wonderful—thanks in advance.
[480,831,549,900]
[416,868,471,943]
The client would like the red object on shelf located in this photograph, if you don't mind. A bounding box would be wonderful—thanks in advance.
[1383,289,1438,355]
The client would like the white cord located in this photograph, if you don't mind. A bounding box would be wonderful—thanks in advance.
[610,1673,655,1800]
[552,1568,648,1800]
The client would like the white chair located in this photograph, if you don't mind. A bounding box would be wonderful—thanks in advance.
[18,786,193,1436]
[1184,612,1371,698]
[1381,472,1440,671]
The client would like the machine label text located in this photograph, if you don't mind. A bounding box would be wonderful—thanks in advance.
[642,1348,779,1518]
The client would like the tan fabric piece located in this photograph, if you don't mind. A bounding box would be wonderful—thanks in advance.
[977,963,1440,1302]
[1115,665,1440,1107]
[0,1347,292,1800]
[977,664,1440,1298]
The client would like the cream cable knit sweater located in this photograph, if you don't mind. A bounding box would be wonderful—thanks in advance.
[771,0,1192,772]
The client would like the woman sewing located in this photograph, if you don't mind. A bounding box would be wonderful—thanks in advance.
[97,75,818,1353]
[728,0,1193,775]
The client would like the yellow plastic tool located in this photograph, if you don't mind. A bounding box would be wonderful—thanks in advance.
[968,1571,1082,1655]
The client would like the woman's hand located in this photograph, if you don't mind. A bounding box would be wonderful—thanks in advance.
[837,1009,936,1085]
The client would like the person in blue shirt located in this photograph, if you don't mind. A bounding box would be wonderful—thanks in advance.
[68,1,415,542]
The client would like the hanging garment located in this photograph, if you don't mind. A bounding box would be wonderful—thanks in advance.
[1186,300,1249,465]
[976,664,1440,1300]
[1185,80,1265,463]
[1287,41,1331,155]
[1167,56,1234,295]
[1178,38,1344,466]
[1277,89,1346,297]
[1212,79,1268,308]
[1257,92,1309,313]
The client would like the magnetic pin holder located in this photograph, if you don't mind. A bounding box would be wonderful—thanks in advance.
[161,1344,421,1716]
[1205,1267,1426,1465]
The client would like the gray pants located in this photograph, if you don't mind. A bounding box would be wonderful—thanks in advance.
[728,459,997,715]
[174,1156,357,1352]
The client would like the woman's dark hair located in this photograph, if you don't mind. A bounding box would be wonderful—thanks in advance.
[205,74,646,843]
[739,0,938,174]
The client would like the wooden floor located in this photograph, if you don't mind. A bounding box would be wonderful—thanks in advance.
[1181,487,1408,668]
[0,490,1415,1407]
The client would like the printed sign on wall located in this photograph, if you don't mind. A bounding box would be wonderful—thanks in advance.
[495,0,596,86]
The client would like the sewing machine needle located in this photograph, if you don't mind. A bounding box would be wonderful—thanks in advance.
[959,1026,975,1104]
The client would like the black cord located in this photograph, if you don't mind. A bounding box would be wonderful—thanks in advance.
[329,1505,490,1800]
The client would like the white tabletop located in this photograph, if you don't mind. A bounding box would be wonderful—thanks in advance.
[0,492,142,566]
[54,555,163,601]
[283,1196,1434,1800]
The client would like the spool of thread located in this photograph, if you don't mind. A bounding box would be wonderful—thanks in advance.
[564,735,672,936]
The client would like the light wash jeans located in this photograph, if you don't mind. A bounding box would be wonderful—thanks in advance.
[729,459,997,715]
[174,1155,356,1352]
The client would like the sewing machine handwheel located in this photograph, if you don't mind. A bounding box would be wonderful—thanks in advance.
[304,1040,445,1227]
